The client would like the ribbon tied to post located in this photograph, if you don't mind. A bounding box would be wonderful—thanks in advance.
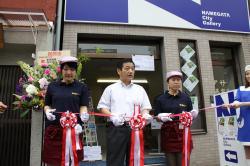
[179,111,193,166]
[60,111,82,166]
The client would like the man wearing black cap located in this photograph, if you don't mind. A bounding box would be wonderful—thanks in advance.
[43,56,90,166]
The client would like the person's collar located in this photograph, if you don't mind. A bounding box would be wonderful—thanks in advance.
[165,90,181,97]
[118,80,133,87]
[59,79,76,86]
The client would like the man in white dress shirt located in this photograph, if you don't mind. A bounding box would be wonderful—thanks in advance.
[97,59,153,166]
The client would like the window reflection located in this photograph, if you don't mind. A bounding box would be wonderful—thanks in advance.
[211,47,237,93]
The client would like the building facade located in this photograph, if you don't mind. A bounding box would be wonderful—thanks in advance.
[0,0,57,165]
[62,0,250,165]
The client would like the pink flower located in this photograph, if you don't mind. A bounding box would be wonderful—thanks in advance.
[44,69,50,75]
[56,66,61,73]
[41,63,48,67]
[38,78,49,89]
[28,76,34,83]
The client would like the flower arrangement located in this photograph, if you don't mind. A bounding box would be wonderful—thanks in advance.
[13,61,61,117]
[13,54,89,117]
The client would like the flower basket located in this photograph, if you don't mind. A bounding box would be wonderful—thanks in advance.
[13,61,61,117]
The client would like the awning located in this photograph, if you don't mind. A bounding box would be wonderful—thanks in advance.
[0,8,53,44]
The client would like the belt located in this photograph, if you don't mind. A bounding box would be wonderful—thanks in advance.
[106,121,130,127]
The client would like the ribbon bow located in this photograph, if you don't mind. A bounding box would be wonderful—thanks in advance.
[179,111,193,127]
[129,105,145,166]
[60,111,81,166]
[60,111,78,128]
[129,114,146,130]
[179,111,193,166]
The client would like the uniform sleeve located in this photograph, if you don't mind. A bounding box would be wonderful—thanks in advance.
[80,84,89,107]
[97,86,111,110]
[235,88,241,102]
[45,84,52,106]
[154,97,162,116]
[141,87,152,110]
[186,96,193,112]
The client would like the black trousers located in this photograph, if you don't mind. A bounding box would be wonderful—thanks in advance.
[165,152,182,166]
[106,124,132,166]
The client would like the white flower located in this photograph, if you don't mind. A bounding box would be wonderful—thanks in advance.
[26,84,38,95]
[38,78,49,89]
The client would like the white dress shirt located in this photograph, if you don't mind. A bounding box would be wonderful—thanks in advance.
[97,80,152,118]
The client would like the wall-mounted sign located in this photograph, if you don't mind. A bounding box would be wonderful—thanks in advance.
[132,54,155,71]
[181,60,197,76]
[183,74,199,92]
[37,50,71,65]
[65,0,250,33]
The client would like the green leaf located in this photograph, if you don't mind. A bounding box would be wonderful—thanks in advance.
[95,47,104,54]
[12,101,20,105]
[13,94,22,100]
[20,110,30,118]
[77,63,82,79]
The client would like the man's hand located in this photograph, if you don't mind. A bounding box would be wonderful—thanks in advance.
[110,113,125,126]
[157,113,172,122]
[0,102,7,113]
[45,108,56,121]
[80,112,89,122]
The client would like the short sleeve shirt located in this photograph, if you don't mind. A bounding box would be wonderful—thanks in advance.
[97,80,152,117]
[45,80,89,126]
[154,90,193,116]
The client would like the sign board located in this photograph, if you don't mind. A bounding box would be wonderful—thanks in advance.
[83,146,102,161]
[36,50,71,65]
[132,55,154,71]
[214,90,247,166]
[65,0,250,33]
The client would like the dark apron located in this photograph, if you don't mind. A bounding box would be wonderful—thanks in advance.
[43,125,84,165]
[161,121,193,153]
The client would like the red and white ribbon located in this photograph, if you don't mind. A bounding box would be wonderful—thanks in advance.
[60,111,82,166]
[129,105,145,166]
[179,112,193,166]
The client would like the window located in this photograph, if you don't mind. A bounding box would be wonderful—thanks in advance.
[211,47,238,93]
[178,40,206,133]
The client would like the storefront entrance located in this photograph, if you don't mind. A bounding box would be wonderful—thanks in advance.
[77,38,167,164]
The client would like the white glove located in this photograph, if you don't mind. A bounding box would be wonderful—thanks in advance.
[45,109,56,121]
[80,112,89,122]
[74,124,83,135]
[190,109,199,119]
[158,113,172,122]
[143,113,153,125]
[110,113,125,126]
